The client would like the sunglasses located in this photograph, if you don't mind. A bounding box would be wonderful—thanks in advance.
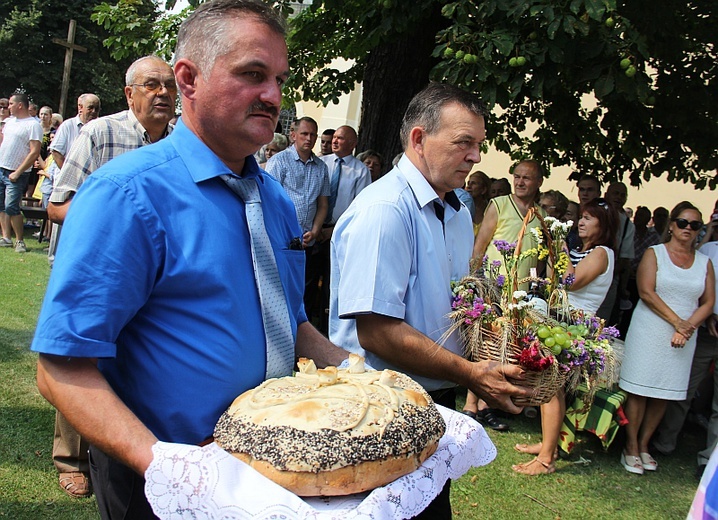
[673,218,702,231]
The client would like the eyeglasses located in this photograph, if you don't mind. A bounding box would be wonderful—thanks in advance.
[130,81,177,94]
[540,204,556,211]
[0,106,8,110]
[673,218,702,231]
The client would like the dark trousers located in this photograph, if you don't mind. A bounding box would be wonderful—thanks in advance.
[410,388,457,520]
[89,446,157,520]
[303,244,323,324]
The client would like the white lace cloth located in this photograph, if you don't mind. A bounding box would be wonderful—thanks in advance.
[145,405,496,519]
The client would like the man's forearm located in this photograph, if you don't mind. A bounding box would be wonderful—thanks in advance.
[51,150,65,169]
[47,199,71,224]
[356,314,475,387]
[312,197,328,236]
[37,355,157,475]
[295,321,347,368]
[355,313,530,413]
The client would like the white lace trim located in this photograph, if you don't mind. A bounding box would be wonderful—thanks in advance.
[145,405,496,519]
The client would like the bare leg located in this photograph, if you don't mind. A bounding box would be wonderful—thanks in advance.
[638,398,668,453]
[623,393,647,457]
[10,214,23,242]
[463,390,479,413]
[0,212,10,239]
[513,391,564,475]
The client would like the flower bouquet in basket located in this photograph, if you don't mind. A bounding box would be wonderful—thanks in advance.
[447,209,620,406]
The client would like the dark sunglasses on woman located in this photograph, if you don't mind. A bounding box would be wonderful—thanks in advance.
[673,218,702,231]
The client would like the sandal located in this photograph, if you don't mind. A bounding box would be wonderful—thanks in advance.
[59,471,92,498]
[640,452,657,471]
[620,452,644,475]
[479,409,510,431]
[512,457,555,475]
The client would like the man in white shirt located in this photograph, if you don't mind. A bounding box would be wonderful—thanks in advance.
[49,94,101,169]
[316,125,370,333]
[329,83,531,518]
[0,92,43,252]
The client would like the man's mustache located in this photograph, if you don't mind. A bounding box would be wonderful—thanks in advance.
[248,102,279,118]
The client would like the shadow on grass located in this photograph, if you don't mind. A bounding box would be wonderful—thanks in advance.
[0,405,55,472]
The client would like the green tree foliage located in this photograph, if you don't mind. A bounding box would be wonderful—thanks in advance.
[92,0,718,187]
[0,0,151,116]
[432,0,718,187]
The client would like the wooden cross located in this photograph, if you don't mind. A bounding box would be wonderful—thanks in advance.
[53,19,87,118]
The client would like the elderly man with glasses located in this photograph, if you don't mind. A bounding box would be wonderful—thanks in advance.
[48,56,176,225]
[45,55,176,501]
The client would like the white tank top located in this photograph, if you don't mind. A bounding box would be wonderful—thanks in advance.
[568,245,615,314]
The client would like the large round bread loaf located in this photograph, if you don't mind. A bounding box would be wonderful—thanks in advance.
[213,355,446,496]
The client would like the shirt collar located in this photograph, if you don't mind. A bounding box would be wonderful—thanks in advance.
[288,145,317,164]
[395,154,461,212]
[171,117,263,184]
[127,109,173,145]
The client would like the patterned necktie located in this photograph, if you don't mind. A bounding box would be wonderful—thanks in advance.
[327,157,343,221]
[221,174,294,379]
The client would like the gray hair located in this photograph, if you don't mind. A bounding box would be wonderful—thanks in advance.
[400,82,488,149]
[268,133,288,151]
[173,0,285,78]
[125,56,168,86]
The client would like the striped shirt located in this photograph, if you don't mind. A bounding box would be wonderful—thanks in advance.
[265,146,330,241]
[50,110,172,203]
[569,246,594,267]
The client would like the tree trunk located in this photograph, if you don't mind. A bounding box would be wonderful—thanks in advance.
[356,6,447,175]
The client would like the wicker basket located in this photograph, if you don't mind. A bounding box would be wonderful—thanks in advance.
[461,322,566,406]
[452,207,568,406]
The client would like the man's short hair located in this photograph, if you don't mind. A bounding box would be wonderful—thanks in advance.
[321,128,335,137]
[294,116,317,130]
[11,92,29,107]
[79,93,101,111]
[577,173,601,189]
[510,159,544,179]
[400,82,488,149]
[174,0,286,77]
[125,56,167,86]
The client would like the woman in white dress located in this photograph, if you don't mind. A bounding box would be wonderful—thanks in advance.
[619,201,715,475]
[514,198,618,474]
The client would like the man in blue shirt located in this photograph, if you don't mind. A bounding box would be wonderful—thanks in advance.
[330,82,531,519]
[266,116,330,323]
[32,1,345,517]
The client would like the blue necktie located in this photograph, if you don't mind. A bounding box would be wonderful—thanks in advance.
[327,157,343,222]
[221,174,294,379]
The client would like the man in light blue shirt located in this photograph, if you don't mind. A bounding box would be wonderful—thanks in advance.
[266,115,330,323]
[329,83,531,518]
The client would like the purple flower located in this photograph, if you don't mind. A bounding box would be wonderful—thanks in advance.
[496,274,506,288]
[599,326,620,340]
[493,240,516,253]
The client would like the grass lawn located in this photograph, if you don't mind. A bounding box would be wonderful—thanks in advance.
[0,232,703,519]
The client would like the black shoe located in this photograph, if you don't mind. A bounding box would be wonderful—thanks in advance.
[479,409,510,431]
[461,410,478,421]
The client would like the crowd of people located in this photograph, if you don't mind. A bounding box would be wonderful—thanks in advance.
[0,0,715,517]
[455,167,717,482]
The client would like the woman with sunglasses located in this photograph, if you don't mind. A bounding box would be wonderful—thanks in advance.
[619,201,715,475]
[513,198,618,474]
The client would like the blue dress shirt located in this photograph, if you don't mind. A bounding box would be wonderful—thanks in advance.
[31,119,307,443]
